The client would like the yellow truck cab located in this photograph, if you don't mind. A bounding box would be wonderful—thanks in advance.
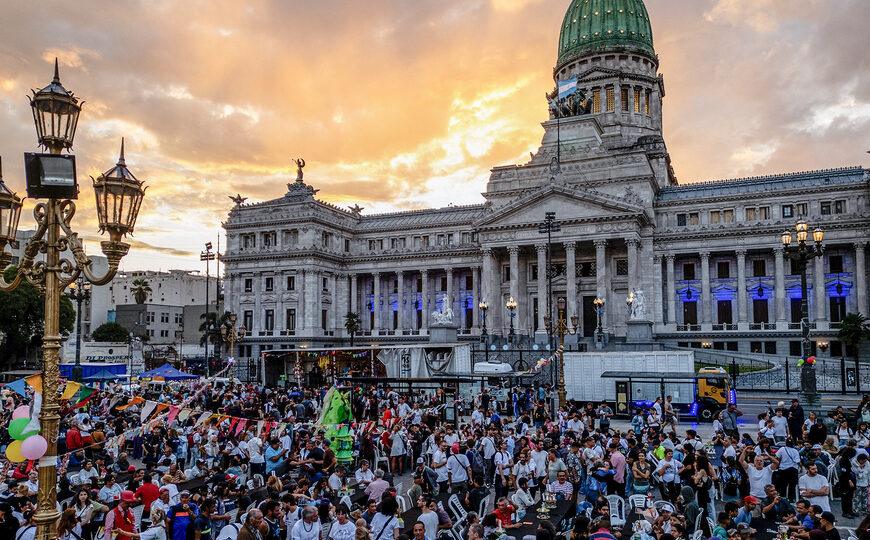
[694,366,737,421]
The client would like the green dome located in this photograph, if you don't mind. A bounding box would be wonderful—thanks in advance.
[557,0,654,68]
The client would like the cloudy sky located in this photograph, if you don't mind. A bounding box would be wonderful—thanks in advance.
[0,0,867,272]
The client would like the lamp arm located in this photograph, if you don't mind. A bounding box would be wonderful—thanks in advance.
[0,205,51,291]
[57,203,127,286]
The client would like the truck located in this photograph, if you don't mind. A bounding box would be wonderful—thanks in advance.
[562,350,735,422]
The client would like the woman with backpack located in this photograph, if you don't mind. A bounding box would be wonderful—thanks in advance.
[719,456,742,503]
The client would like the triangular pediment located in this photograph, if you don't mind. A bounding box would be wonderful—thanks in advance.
[476,183,645,229]
[576,66,621,82]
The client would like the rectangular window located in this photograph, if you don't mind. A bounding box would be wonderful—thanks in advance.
[830,297,846,323]
[717,261,730,279]
[264,309,274,331]
[782,204,793,218]
[677,213,687,227]
[789,341,802,356]
[530,264,538,281]
[344,239,350,252]
[264,277,274,292]
[503,266,510,282]
[830,341,843,357]
[745,208,756,221]
[683,263,695,281]
[323,277,329,291]
[717,300,733,324]
[286,308,296,331]
[286,275,296,291]
[645,90,650,114]
[615,259,629,276]
[440,277,447,291]
[830,255,843,274]
[752,260,766,277]
[789,259,800,275]
[322,309,328,330]
[689,212,699,226]
[764,342,777,354]
[606,87,615,112]
[750,341,762,354]
[390,238,398,249]
[244,278,253,293]
[465,275,473,290]
[834,200,845,214]
[578,262,596,277]
[633,88,641,112]
[621,88,629,112]
[243,310,253,330]
[461,232,470,244]
[753,299,769,323]
[723,209,734,223]
[368,240,377,251]
[759,206,770,220]
[796,203,807,216]
[683,301,698,325]
[710,211,720,224]
[322,232,330,248]
[820,202,831,215]
[592,90,601,113]
[790,298,802,323]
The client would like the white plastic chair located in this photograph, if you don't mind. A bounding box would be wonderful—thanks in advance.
[397,495,408,512]
[373,446,389,475]
[606,495,626,527]
[448,494,467,522]
[478,497,487,517]
[706,517,716,533]
[654,500,672,511]
[692,531,703,540]
[628,494,649,510]
[339,495,352,509]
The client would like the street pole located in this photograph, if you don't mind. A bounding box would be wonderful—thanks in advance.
[68,280,91,382]
[200,242,215,377]
[545,297,578,407]
[539,212,560,388]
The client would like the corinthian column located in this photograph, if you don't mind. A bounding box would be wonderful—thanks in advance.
[536,243,547,333]
[565,242,577,319]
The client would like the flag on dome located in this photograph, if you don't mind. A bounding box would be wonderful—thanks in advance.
[558,77,577,99]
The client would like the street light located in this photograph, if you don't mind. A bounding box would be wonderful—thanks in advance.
[780,220,824,407]
[544,297,578,406]
[478,299,488,337]
[220,312,247,363]
[0,63,144,540]
[538,212,560,351]
[506,297,517,338]
[68,279,91,382]
[593,297,605,345]
[200,242,215,377]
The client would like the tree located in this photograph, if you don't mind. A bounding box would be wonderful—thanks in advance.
[92,322,131,342]
[200,310,232,347]
[0,266,75,366]
[344,311,362,346]
[131,278,151,304]
[839,313,870,364]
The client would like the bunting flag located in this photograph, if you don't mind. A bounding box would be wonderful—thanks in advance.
[25,392,42,435]
[235,419,247,436]
[5,378,27,398]
[263,422,273,437]
[140,401,158,422]
[177,409,193,424]
[256,420,265,436]
[109,396,123,410]
[117,397,144,411]
[228,417,239,432]
[62,381,82,400]
[74,386,99,408]
[194,412,212,427]
[166,406,180,426]
[154,403,170,416]
[25,374,43,394]
[278,423,287,435]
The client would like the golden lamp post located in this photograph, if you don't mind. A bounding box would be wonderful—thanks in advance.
[220,312,247,361]
[544,297,578,407]
[0,61,146,540]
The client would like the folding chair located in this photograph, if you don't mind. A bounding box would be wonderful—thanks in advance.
[606,495,626,527]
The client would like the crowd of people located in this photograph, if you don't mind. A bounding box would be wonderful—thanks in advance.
[0,379,868,540]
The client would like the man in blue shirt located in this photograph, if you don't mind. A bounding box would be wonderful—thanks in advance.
[265,438,287,475]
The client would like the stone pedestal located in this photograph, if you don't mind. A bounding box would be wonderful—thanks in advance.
[429,324,458,344]
[625,319,653,343]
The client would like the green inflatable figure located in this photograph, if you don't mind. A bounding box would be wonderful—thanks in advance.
[318,387,354,463]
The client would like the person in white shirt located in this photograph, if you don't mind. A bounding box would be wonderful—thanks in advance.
[327,466,346,492]
[739,448,779,499]
[355,460,375,486]
[247,435,266,477]
[443,428,459,447]
[798,463,831,512]
[431,441,450,488]
[774,440,802,501]
[78,461,99,485]
[772,409,789,442]
[511,477,535,520]
[566,414,584,436]
[22,472,38,496]
[493,440,513,499]
[328,505,356,540]
[98,475,122,503]
[290,506,322,540]
[446,448,471,492]
[471,408,484,427]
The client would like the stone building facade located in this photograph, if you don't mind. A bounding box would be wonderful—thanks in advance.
[221,0,869,361]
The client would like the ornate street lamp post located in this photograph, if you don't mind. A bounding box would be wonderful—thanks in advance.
[545,297,578,407]
[506,297,517,339]
[593,297,605,346]
[200,242,215,376]
[68,279,91,382]
[220,312,247,361]
[780,220,824,407]
[538,212,560,351]
[0,62,145,540]
[478,299,488,337]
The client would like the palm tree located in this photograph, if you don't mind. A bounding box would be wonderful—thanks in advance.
[344,311,362,346]
[838,313,870,364]
[200,310,232,346]
[131,278,151,304]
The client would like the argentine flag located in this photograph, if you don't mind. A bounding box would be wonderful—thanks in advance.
[557,77,577,99]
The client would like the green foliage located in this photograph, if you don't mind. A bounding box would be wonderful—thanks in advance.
[344,311,361,346]
[838,313,870,361]
[200,310,232,346]
[0,266,75,366]
[92,322,131,342]
[131,278,151,304]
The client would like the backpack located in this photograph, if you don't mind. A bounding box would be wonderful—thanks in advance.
[468,449,485,475]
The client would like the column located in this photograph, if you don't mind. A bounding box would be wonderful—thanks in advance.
[300,270,308,331]
[626,238,639,292]
[814,254,826,323]
[565,242,577,318]
[421,270,429,334]
[774,247,786,324]
[736,249,748,325]
[700,251,712,325]
[372,272,381,335]
[594,239,608,329]
[313,271,322,333]
[508,246,520,331]
[397,271,404,333]
[653,255,664,325]
[350,274,358,314]
[472,266,480,329]
[536,243,547,333]
[856,242,868,316]
[481,249,493,307]
[445,267,454,317]
[666,254,676,326]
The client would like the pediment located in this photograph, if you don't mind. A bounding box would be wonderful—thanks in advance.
[476,184,645,229]
[577,67,621,82]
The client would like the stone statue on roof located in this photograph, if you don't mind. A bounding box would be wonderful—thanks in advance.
[229,193,247,206]
[293,157,305,182]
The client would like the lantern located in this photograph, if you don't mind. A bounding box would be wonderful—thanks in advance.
[0,159,23,259]
[92,139,146,242]
[29,59,82,154]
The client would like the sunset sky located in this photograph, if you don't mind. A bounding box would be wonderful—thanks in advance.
[0,0,867,273]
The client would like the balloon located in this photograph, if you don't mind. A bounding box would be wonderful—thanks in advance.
[20,435,47,461]
[5,440,25,463]
[8,417,38,440]
[11,406,29,420]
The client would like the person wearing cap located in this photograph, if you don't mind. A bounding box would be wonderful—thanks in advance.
[151,486,172,517]
[798,463,831,512]
[734,496,757,525]
[167,491,199,540]
[818,511,840,540]
[446,442,472,494]
[653,503,674,535]
[105,491,138,540]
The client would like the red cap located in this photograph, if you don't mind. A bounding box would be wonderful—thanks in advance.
[743,496,759,504]
[120,491,135,503]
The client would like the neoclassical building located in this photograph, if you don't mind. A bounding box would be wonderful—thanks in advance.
[222,0,869,361]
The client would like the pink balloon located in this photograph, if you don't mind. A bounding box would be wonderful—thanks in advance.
[20,435,47,461]
[11,406,29,420]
